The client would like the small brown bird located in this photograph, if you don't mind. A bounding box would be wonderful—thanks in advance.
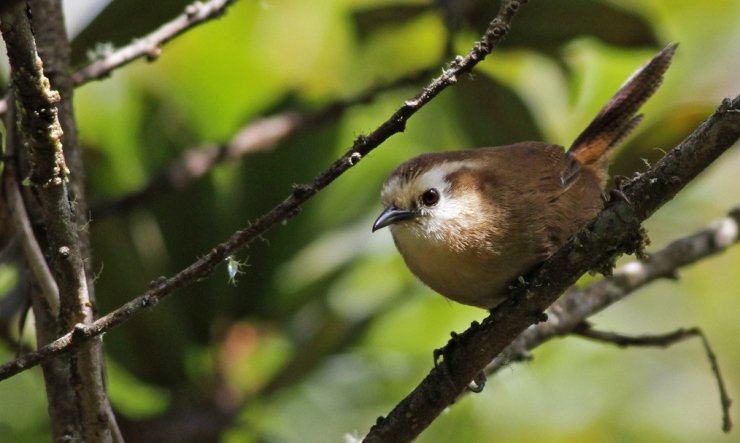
[373,44,676,309]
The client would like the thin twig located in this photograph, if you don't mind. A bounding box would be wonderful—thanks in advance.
[698,332,734,433]
[0,0,237,115]
[3,167,60,314]
[0,283,33,355]
[0,0,527,383]
[573,324,732,432]
[1,83,59,315]
[574,323,694,346]
[92,68,432,217]
[71,0,236,85]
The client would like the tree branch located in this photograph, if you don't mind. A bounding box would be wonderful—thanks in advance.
[573,324,704,347]
[0,0,732,440]
[71,0,236,86]
[1,2,118,440]
[28,0,123,439]
[0,0,528,382]
[361,96,740,442]
[30,0,95,294]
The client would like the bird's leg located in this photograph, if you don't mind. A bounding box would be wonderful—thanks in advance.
[433,331,462,367]
[433,320,484,367]
[506,275,529,294]
[594,174,650,272]
[433,321,488,394]
[433,331,461,394]
[606,174,652,261]
[602,174,632,206]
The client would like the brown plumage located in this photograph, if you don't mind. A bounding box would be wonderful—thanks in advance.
[373,44,677,309]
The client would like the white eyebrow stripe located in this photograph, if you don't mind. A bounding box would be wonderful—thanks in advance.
[381,159,479,210]
[417,160,477,191]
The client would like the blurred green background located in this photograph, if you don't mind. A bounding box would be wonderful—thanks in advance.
[0,0,738,441]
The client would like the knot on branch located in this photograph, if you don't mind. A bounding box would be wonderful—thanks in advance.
[140,294,159,308]
[353,134,369,149]
[347,151,362,166]
[145,46,162,62]
[71,323,89,339]
[719,96,740,113]
[404,96,423,109]
[185,2,206,18]
[505,1,521,15]
[448,55,465,70]
[148,276,167,289]
[394,114,408,132]
[483,19,510,44]
[533,312,548,323]
[291,183,315,200]
[43,88,61,106]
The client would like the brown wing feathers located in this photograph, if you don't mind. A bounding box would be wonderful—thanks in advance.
[568,43,677,184]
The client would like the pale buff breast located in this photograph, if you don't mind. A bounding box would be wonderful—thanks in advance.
[390,224,513,309]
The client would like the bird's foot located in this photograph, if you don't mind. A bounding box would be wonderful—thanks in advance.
[433,324,488,395]
[433,330,462,367]
[602,175,632,206]
[506,275,529,295]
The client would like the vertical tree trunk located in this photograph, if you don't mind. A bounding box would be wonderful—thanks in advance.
[0,1,121,441]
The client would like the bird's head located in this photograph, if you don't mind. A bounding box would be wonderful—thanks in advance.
[373,154,496,249]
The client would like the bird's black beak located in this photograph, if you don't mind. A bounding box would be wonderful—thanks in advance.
[372,205,416,232]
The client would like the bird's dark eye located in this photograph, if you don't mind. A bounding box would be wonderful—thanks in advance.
[421,188,440,206]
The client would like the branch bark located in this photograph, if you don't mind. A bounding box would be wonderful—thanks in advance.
[1,87,82,442]
[1,2,119,441]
